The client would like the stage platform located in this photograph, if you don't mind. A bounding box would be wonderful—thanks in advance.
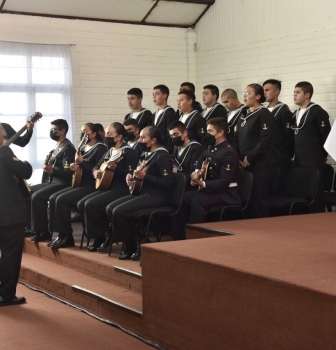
[20,213,336,350]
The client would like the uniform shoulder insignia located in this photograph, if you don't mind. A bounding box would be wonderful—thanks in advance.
[194,161,197,166]
[263,124,268,130]
[286,123,290,128]
[200,128,205,134]
[64,161,70,169]
[163,170,168,176]
[129,165,132,171]
[321,121,325,127]
[12,157,20,161]
[225,164,231,171]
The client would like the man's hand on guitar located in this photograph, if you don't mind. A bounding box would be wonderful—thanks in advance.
[126,174,133,186]
[134,170,146,180]
[70,163,79,171]
[94,170,102,179]
[26,122,34,132]
[75,152,83,164]
[242,156,251,168]
[43,164,53,175]
[106,161,117,170]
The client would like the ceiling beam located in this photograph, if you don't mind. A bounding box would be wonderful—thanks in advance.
[192,3,211,27]
[0,10,195,29]
[0,0,7,10]
[161,0,215,4]
[141,0,160,23]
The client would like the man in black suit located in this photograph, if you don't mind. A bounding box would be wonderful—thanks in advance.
[0,123,33,306]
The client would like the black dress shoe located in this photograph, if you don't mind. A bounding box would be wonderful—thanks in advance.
[52,235,75,249]
[0,296,26,307]
[131,234,143,261]
[87,237,104,252]
[30,231,51,242]
[47,236,62,247]
[118,250,135,260]
[97,236,112,252]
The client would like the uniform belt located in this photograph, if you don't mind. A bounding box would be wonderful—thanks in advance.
[229,182,238,187]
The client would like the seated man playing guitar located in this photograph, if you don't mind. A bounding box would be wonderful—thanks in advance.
[176,117,241,239]
[48,123,107,249]
[77,122,139,252]
[106,126,174,261]
[28,119,76,242]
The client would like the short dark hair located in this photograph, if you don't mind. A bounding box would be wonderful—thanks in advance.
[178,89,196,103]
[180,82,195,93]
[95,123,105,143]
[51,119,68,133]
[203,84,219,100]
[247,83,266,103]
[295,81,314,98]
[127,88,143,99]
[146,125,162,143]
[123,119,139,129]
[153,84,170,98]
[110,122,126,137]
[263,79,282,91]
[85,123,103,142]
[207,117,228,136]
[221,88,238,99]
[168,120,187,133]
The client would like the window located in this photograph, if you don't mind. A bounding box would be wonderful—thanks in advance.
[0,41,74,184]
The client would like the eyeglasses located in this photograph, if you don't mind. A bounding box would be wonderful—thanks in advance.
[50,128,61,132]
[242,92,251,97]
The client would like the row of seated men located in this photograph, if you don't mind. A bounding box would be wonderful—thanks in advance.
[19,79,330,261]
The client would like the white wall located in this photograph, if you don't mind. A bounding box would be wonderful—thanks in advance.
[196,0,336,120]
[0,14,197,141]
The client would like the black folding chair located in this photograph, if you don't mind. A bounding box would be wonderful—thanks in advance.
[269,167,319,215]
[108,172,186,256]
[324,163,336,212]
[208,167,254,221]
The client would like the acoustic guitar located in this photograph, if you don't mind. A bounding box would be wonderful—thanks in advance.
[194,158,210,192]
[129,160,147,195]
[72,135,89,188]
[95,150,125,191]
[0,112,43,197]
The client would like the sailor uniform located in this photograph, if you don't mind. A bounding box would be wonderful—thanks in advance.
[77,144,139,240]
[172,140,203,191]
[179,110,207,147]
[48,142,107,237]
[151,106,178,153]
[128,138,143,158]
[2,122,33,147]
[27,140,76,233]
[175,100,204,118]
[106,147,174,245]
[177,139,240,239]
[233,106,276,218]
[0,145,32,299]
[226,105,248,145]
[201,103,227,122]
[124,108,152,132]
[292,103,331,212]
[268,102,295,194]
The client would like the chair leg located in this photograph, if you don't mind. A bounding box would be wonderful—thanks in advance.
[80,229,85,249]
[172,216,179,240]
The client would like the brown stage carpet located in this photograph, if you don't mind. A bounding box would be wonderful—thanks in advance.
[0,283,151,350]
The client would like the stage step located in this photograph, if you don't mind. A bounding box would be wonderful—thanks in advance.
[20,253,144,333]
[23,237,142,294]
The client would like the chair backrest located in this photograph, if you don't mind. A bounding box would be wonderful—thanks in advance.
[169,173,186,212]
[238,168,253,209]
[324,163,335,192]
[269,166,280,195]
[285,167,320,199]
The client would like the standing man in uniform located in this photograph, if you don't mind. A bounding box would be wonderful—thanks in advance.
[176,82,203,117]
[263,79,294,194]
[292,81,331,212]
[0,123,32,306]
[202,84,227,122]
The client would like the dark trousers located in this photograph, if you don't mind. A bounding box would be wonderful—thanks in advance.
[27,183,70,232]
[0,223,26,299]
[49,185,96,236]
[176,190,230,239]
[245,165,275,219]
[106,193,169,245]
[77,188,130,239]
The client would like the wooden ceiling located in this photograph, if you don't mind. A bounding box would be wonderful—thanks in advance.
[0,0,215,28]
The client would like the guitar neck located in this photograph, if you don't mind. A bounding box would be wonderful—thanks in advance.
[4,125,28,147]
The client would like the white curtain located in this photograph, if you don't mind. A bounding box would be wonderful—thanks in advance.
[0,41,74,185]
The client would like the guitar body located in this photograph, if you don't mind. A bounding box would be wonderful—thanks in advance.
[72,167,83,188]
[95,152,124,191]
[197,158,210,192]
[17,178,31,198]
[129,160,147,195]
